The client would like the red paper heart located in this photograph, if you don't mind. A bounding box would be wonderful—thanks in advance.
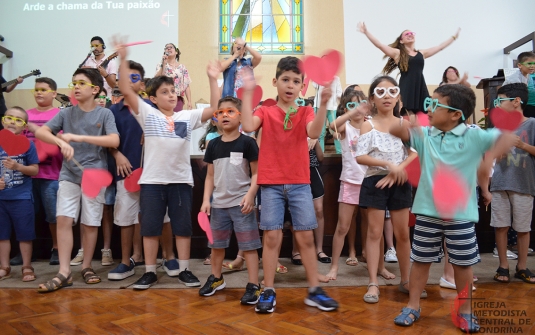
[197,212,213,244]
[81,168,113,198]
[405,158,421,187]
[261,99,277,107]
[0,129,31,156]
[416,112,430,127]
[70,90,78,106]
[124,168,143,192]
[34,139,60,162]
[302,49,342,86]
[490,108,522,131]
[301,76,310,97]
[237,85,263,109]
[432,165,470,218]
[408,211,416,227]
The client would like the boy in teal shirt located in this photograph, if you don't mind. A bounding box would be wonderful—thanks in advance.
[503,51,535,117]
[390,84,514,333]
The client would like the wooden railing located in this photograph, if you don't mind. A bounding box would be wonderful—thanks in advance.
[503,31,535,55]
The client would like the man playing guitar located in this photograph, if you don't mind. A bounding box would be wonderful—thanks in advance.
[82,36,117,98]
[0,75,23,130]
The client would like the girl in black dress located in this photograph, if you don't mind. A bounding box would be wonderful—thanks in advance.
[358,22,460,113]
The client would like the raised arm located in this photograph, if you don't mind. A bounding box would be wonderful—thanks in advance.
[358,22,400,61]
[201,61,221,123]
[246,45,263,68]
[420,28,460,59]
[240,70,262,133]
[307,85,332,139]
[113,37,139,114]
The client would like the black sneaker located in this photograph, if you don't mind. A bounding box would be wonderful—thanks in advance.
[132,272,158,290]
[241,283,261,305]
[49,248,59,265]
[304,287,339,311]
[255,289,276,313]
[178,269,201,287]
[199,274,226,296]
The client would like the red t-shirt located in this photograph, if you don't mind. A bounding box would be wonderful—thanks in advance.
[255,105,315,185]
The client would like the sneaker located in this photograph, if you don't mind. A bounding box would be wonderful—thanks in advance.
[108,258,135,280]
[493,248,518,260]
[199,274,226,296]
[178,269,201,287]
[162,259,180,277]
[101,249,114,266]
[10,253,23,266]
[132,272,158,290]
[384,247,398,263]
[255,289,276,313]
[241,283,261,305]
[49,248,59,265]
[510,246,535,256]
[304,287,339,311]
[70,249,84,266]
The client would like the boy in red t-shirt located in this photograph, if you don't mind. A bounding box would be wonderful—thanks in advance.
[241,56,338,313]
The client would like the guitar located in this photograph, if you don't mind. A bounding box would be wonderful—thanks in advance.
[1,69,41,89]
[100,52,118,69]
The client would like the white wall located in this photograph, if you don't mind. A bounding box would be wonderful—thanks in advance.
[343,0,535,85]
[0,0,179,89]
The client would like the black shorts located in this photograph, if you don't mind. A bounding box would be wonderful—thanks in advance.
[310,167,324,199]
[359,175,412,210]
[140,183,192,237]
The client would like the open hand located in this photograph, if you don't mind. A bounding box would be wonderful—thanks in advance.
[111,35,128,59]
[206,60,222,80]
[114,151,133,178]
[357,22,367,34]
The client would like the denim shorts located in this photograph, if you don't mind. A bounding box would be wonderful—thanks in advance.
[259,184,317,231]
[0,199,36,241]
[140,183,192,237]
[209,206,261,250]
[32,178,58,223]
[104,183,116,206]
[359,175,412,210]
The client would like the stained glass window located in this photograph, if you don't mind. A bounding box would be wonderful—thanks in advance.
[219,0,303,55]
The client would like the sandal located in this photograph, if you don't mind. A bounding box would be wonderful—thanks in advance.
[493,266,510,283]
[345,257,358,266]
[398,281,427,298]
[21,266,36,282]
[317,252,331,264]
[276,264,288,274]
[291,253,303,266]
[37,273,73,293]
[363,283,380,304]
[514,267,535,284]
[81,268,101,284]
[0,266,11,281]
[394,307,421,326]
[457,313,480,333]
[222,255,245,271]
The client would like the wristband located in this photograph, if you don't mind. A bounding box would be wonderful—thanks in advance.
[104,73,110,78]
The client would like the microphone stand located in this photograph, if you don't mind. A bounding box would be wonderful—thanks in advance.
[78,49,94,69]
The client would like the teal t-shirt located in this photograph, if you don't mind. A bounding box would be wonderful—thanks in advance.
[409,124,500,222]
[528,74,535,106]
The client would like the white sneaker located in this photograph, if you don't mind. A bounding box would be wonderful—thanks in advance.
[384,247,398,263]
[101,248,114,266]
[493,248,518,260]
[70,249,84,266]
[440,277,476,291]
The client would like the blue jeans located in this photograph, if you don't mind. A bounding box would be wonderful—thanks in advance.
[259,184,317,231]
[32,178,58,223]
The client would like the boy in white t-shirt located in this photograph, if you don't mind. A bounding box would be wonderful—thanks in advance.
[114,37,219,290]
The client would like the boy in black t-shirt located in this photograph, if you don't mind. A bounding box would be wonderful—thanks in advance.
[199,96,262,304]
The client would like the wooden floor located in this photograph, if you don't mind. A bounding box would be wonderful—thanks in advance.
[1,283,534,334]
